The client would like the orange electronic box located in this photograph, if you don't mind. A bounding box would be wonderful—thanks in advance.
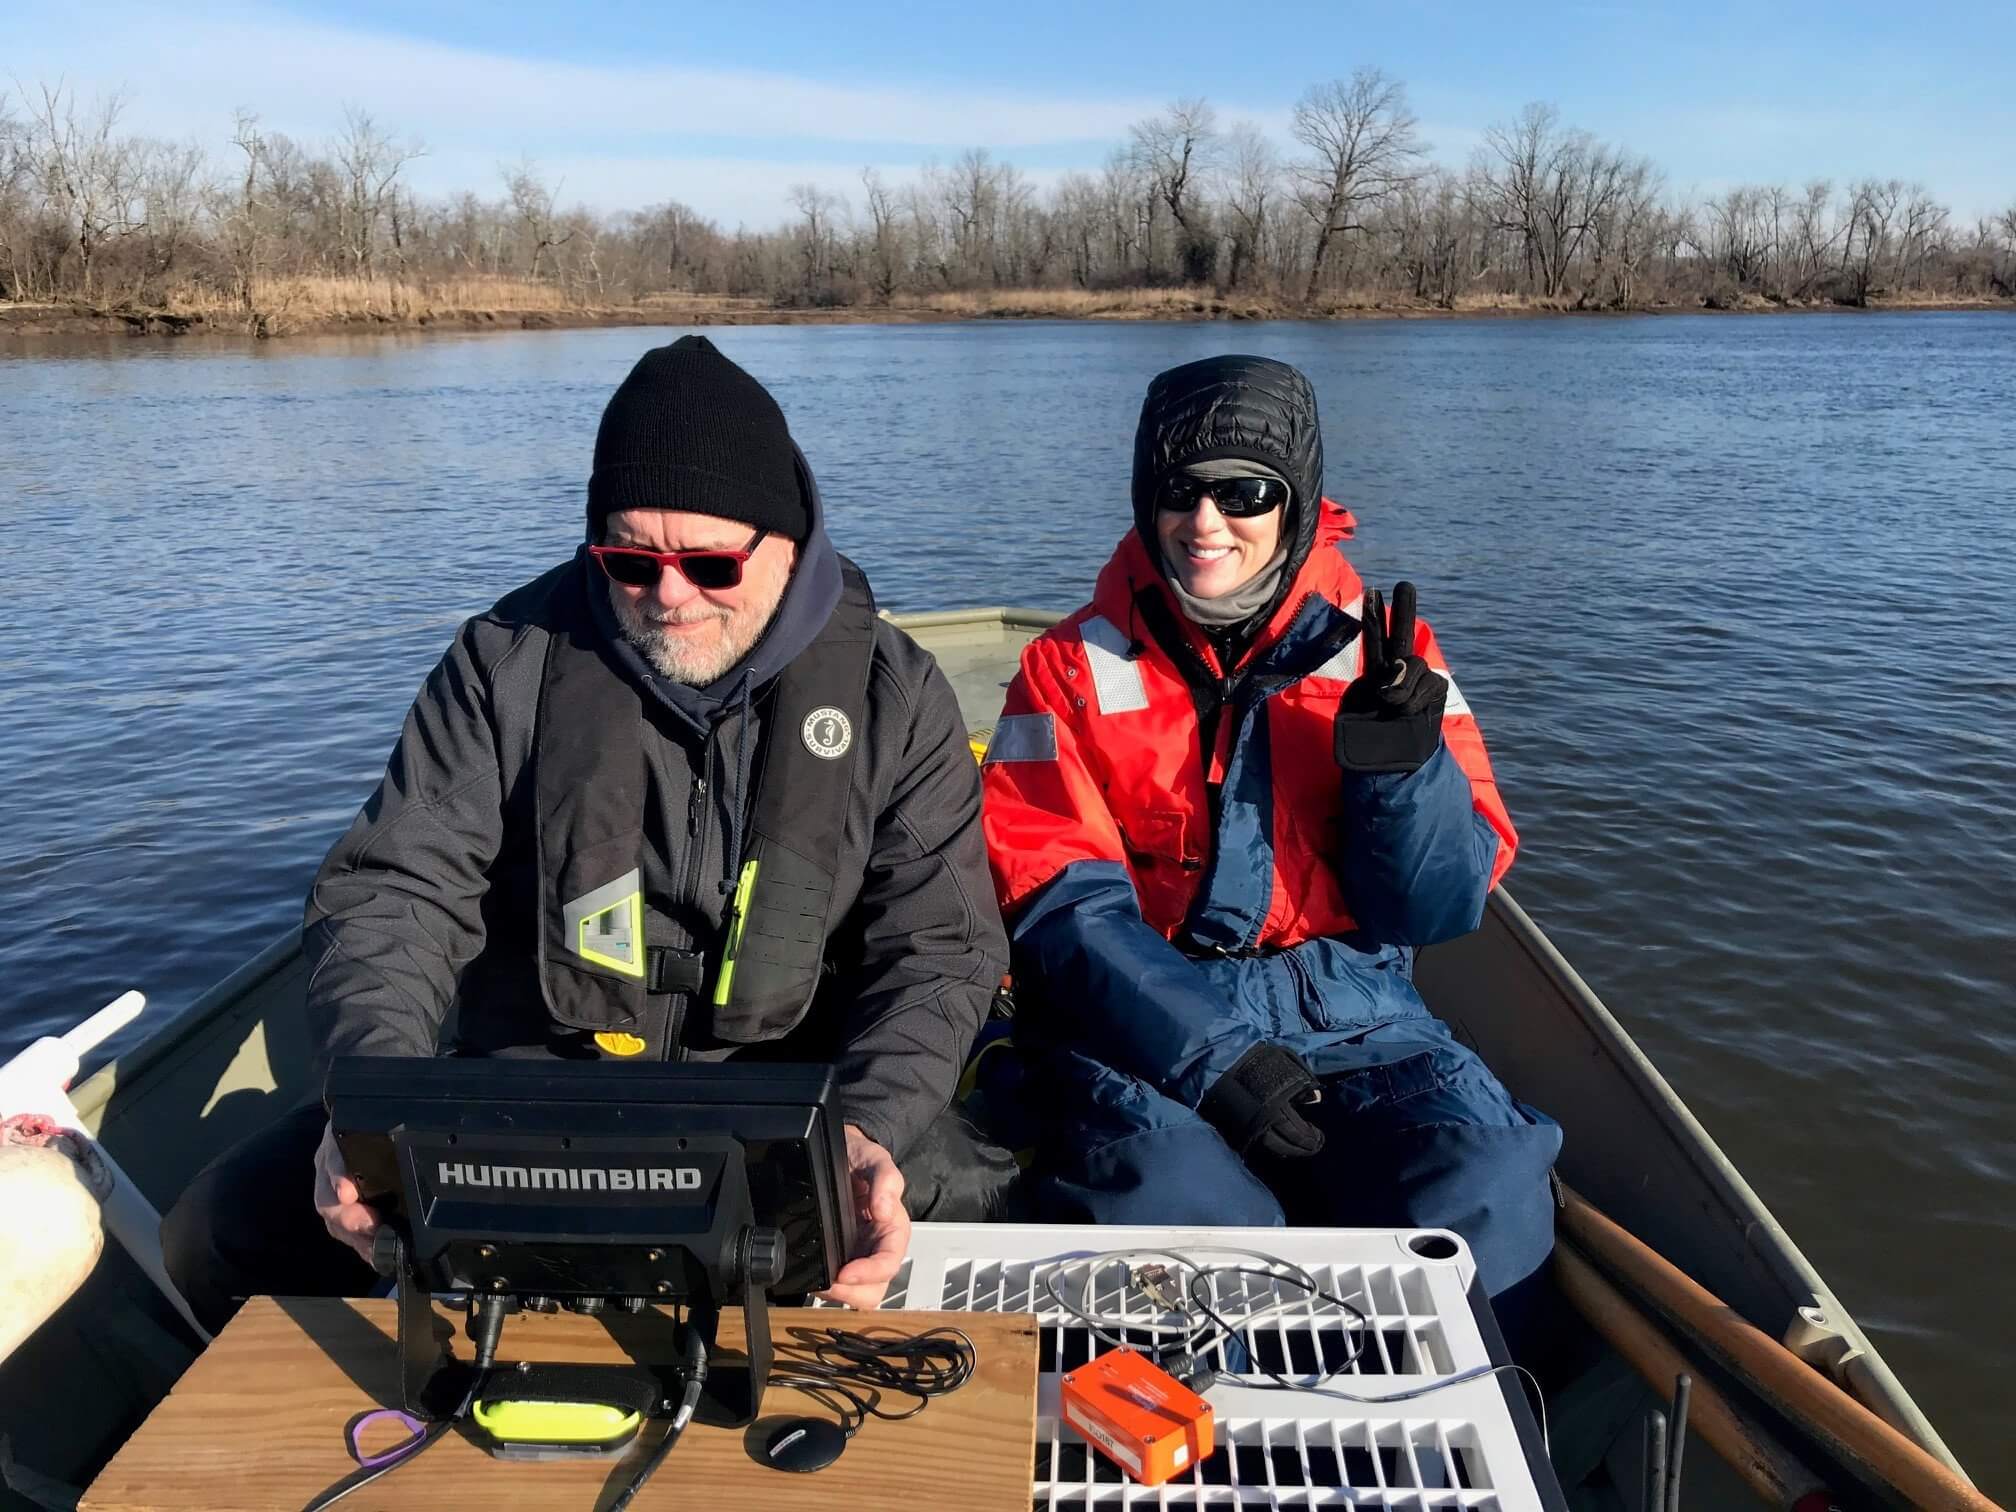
[1059,1347,1215,1487]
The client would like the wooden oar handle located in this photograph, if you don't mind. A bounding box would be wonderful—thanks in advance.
[1558,1187,2000,1512]
[1553,1244,1828,1510]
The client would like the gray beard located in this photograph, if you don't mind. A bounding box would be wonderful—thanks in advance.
[607,580,780,686]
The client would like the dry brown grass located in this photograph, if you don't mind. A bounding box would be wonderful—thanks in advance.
[1865,289,2010,309]
[162,274,582,331]
[909,286,1225,318]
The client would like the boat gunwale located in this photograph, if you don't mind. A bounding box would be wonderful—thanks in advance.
[58,603,1962,1481]
[68,926,303,1130]
[1480,888,1964,1475]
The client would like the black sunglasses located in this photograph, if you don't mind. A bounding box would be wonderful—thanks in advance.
[1156,476,1290,517]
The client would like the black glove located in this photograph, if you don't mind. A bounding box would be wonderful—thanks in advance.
[1197,1043,1326,1160]
[1334,581,1447,774]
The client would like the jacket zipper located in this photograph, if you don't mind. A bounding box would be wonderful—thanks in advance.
[666,743,712,1063]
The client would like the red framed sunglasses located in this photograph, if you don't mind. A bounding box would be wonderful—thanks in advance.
[589,529,766,591]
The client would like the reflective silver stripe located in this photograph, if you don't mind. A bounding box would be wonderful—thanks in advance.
[1079,616,1149,715]
[1442,673,1471,718]
[983,712,1057,764]
[1310,641,1362,682]
[563,868,643,973]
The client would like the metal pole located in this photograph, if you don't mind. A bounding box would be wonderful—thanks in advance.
[1645,1407,1668,1512]
[1666,1373,1693,1512]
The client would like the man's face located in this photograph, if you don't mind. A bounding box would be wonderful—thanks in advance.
[603,508,798,685]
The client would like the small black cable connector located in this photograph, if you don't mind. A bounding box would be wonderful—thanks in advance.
[607,1321,708,1512]
[300,1291,512,1512]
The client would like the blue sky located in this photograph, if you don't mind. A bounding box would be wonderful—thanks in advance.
[11,0,2012,226]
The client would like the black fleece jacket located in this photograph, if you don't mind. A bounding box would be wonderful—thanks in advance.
[302,478,1006,1160]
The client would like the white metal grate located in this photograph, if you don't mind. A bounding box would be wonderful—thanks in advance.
[828,1223,1548,1512]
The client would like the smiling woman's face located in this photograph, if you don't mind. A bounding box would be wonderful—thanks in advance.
[1155,490,1284,600]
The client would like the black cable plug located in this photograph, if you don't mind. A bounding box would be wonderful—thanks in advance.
[299,1292,510,1512]
[466,1292,511,1373]
[607,1315,708,1512]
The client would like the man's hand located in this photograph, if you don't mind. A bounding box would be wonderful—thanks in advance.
[819,1124,909,1310]
[312,1119,380,1264]
[1335,581,1447,774]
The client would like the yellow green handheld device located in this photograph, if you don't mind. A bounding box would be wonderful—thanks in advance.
[470,1366,657,1461]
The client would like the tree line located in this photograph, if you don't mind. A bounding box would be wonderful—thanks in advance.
[4,73,2013,320]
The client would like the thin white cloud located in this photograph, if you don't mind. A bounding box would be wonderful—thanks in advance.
[9,0,1157,154]
[14,3,2002,224]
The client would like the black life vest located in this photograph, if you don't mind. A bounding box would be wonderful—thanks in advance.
[532,558,875,1049]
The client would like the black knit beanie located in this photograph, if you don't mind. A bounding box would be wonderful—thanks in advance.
[586,336,811,541]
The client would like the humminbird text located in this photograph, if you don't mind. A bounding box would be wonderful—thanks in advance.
[435,1162,702,1191]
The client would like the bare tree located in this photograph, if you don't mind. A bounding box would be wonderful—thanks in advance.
[1784,180,1842,301]
[861,168,903,301]
[1842,178,1904,304]
[333,107,422,277]
[1131,98,1217,282]
[26,84,147,300]
[136,138,207,294]
[1892,186,1948,290]
[1219,122,1277,291]
[787,181,841,301]
[631,199,716,291]
[1389,167,1473,306]
[0,90,33,298]
[212,111,271,310]
[502,159,570,279]
[1292,69,1423,300]
[1098,148,1149,282]
[937,149,1015,286]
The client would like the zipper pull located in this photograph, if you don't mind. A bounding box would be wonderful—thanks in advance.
[688,776,707,836]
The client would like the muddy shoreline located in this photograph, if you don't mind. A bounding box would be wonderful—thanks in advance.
[3,293,2008,343]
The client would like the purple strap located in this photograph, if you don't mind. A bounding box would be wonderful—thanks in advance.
[347,1408,428,1470]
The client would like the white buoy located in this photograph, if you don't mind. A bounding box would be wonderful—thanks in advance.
[0,991,211,1344]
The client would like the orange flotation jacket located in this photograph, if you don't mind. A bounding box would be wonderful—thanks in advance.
[980,501,1516,1105]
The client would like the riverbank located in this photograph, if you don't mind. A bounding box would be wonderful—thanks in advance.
[4,280,2010,341]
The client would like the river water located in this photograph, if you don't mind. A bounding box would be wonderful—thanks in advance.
[2,314,2012,1491]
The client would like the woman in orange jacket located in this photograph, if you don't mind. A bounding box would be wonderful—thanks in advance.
[980,355,1560,1298]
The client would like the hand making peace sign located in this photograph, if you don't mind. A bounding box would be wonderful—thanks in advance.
[1335,580,1449,775]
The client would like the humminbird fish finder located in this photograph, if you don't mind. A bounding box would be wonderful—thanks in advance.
[324,1056,858,1438]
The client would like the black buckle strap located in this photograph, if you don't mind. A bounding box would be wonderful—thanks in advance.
[646,946,707,996]
[1194,941,1266,961]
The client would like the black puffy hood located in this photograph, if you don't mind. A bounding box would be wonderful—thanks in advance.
[1131,355,1327,585]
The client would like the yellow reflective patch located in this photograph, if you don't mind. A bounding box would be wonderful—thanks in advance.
[968,726,992,764]
[593,1031,647,1057]
[576,889,644,978]
[711,859,760,1008]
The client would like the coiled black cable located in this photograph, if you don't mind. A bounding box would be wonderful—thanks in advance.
[766,1324,977,1437]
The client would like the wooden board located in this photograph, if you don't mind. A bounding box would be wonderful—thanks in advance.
[84,1297,1039,1511]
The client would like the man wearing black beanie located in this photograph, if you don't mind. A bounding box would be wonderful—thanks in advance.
[588,336,815,688]
[162,337,1013,1328]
